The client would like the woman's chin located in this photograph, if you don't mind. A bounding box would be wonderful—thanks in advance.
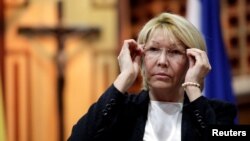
[149,81,172,89]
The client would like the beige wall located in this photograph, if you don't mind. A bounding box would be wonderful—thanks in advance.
[4,0,119,141]
[64,0,118,49]
[63,0,118,139]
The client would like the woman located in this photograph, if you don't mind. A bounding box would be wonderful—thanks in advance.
[68,13,237,141]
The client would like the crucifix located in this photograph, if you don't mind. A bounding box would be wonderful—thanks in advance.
[18,1,100,141]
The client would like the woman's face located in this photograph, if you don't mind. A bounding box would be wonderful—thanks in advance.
[143,29,188,90]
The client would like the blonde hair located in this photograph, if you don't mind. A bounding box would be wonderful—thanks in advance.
[137,13,206,90]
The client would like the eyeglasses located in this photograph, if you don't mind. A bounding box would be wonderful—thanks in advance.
[144,47,187,61]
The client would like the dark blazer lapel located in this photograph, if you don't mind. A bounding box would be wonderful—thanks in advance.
[129,90,149,141]
[181,93,203,141]
[181,94,191,141]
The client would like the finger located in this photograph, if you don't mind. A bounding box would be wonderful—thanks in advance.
[186,48,211,73]
[136,44,145,55]
[127,41,143,60]
[120,40,144,62]
[122,40,134,53]
[188,48,210,65]
[187,48,210,67]
[119,39,135,58]
[187,53,195,68]
[133,55,142,73]
[190,48,211,70]
[186,49,204,66]
[127,39,138,51]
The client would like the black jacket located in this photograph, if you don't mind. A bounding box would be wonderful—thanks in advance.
[68,85,237,141]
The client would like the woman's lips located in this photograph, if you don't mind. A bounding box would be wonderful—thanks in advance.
[153,73,171,80]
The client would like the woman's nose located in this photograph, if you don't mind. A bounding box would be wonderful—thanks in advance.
[157,51,169,67]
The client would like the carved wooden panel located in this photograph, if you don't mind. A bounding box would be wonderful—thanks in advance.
[221,0,250,75]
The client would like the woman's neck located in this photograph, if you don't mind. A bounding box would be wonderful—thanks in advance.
[149,87,184,102]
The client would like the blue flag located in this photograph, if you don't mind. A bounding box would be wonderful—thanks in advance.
[201,0,236,103]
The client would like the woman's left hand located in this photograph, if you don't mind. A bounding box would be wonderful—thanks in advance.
[185,48,211,85]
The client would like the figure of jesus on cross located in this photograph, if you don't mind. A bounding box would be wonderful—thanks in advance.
[18,0,100,141]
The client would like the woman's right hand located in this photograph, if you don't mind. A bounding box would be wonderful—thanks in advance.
[114,39,144,93]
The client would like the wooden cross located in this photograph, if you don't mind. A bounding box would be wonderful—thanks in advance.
[18,1,100,141]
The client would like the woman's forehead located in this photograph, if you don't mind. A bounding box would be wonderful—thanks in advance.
[147,29,182,46]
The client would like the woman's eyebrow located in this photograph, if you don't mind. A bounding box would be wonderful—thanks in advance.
[151,40,160,45]
[147,41,160,47]
[149,40,185,49]
[170,42,186,48]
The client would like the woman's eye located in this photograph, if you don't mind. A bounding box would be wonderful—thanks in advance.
[169,49,183,55]
[149,47,159,51]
